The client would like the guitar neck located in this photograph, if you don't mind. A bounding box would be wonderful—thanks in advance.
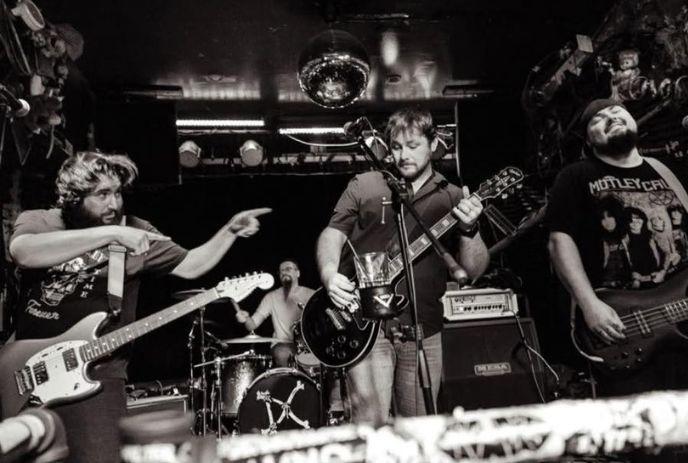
[661,298,688,324]
[81,289,220,362]
[387,192,481,280]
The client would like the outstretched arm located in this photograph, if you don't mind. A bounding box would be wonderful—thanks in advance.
[10,226,170,268]
[171,208,271,279]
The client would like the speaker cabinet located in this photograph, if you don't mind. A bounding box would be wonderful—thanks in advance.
[126,395,189,416]
[440,317,545,412]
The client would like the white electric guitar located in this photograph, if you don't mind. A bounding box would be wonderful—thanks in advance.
[0,272,274,418]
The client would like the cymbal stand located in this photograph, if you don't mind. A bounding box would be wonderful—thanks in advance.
[189,306,210,436]
[213,356,225,440]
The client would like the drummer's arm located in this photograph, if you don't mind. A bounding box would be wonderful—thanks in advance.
[236,294,271,332]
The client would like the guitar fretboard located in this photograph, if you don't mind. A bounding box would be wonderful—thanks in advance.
[80,289,220,362]
[387,192,483,279]
[662,298,688,324]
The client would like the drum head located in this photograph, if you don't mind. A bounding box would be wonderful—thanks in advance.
[238,367,322,435]
[220,354,271,415]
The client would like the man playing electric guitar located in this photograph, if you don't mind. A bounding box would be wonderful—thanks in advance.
[7,151,270,463]
[316,107,489,423]
[547,99,688,462]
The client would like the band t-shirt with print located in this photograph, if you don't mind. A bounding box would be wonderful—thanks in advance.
[11,209,188,379]
[547,157,688,289]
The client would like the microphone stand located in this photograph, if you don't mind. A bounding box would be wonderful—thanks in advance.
[350,124,470,416]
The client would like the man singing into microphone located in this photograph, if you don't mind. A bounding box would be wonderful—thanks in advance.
[316,107,489,422]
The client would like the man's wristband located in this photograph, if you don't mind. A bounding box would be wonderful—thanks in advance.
[458,223,479,238]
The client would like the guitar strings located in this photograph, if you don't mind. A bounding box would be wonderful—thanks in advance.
[612,300,688,336]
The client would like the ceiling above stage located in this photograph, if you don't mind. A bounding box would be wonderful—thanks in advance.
[36,0,616,117]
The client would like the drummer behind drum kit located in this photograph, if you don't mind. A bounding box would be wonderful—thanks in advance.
[175,289,328,437]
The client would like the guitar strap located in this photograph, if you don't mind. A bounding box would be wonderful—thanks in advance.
[107,216,127,318]
[644,156,688,211]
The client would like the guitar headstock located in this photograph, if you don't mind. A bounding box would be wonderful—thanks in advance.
[474,167,525,201]
[216,272,275,302]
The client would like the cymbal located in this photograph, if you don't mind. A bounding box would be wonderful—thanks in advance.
[221,334,283,344]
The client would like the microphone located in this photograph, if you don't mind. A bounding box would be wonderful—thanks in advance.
[343,117,369,138]
[0,85,30,117]
[0,408,68,463]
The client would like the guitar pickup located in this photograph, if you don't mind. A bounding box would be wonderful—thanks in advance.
[14,366,34,395]
[63,348,78,371]
[325,308,346,331]
[33,361,49,385]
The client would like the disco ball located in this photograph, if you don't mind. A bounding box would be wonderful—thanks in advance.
[298,29,370,109]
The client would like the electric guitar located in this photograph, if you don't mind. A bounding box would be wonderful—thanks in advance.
[571,266,688,376]
[301,167,525,368]
[0,272,274,419]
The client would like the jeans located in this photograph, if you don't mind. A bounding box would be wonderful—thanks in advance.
[346,330,443,423]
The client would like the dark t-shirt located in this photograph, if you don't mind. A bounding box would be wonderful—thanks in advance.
[327,170,462,336]
[547,157,688,289]
[11,209,188,378]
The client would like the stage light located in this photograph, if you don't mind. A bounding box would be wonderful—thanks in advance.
[278,127,345,135]
[179,140,201,168]
[298,29,370,108]
[175,119,265,128]
[239,140,264,167]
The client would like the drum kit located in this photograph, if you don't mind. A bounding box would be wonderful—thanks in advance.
[177,289,331,438]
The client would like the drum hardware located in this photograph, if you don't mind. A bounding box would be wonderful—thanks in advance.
[187,306,214,436]
[221,333,283,344]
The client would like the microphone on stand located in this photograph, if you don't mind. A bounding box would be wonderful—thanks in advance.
[0,84,30,117]
[343,117,369,138]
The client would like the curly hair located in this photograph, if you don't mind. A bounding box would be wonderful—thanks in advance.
[385,107,436,143]
[55,151,138,208]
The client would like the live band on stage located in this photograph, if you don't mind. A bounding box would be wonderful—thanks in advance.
[2,3,688,463]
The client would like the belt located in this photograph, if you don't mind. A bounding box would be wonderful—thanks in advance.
[382,319,424,343]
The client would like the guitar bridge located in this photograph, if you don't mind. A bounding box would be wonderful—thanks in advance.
[14,366,34,396]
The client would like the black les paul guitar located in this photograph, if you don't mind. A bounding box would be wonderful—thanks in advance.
[572,266,688,376]
[301,167,525,368]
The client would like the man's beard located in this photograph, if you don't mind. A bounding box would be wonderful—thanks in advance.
[63,203,123,229]
[594,130,638,158]
[280,275,293,287]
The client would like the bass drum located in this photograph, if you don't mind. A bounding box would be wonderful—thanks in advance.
[292,321,322,377]
[237,367,322,435]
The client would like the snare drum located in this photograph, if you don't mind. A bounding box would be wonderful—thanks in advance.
[218,354,271,415]
[292,322,322,377]
[237,367,322,435]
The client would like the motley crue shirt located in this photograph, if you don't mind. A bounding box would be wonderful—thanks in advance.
[10,209,188,379]
[547,157,688,289]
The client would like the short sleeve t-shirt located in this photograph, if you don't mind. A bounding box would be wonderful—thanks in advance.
[252,285,315,341]
[547,158,688,289]
[11,209,188,378]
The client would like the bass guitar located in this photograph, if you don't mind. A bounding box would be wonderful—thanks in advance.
[301,167,525,368]
[571,266,688,376]
[0,272,273,418]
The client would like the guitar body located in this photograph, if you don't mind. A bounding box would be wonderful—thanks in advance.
[573,268,688,376]
[302,278,411,368]
[0,312,107,419]
[301,287,380,368]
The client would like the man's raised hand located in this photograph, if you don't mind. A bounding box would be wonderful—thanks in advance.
[227,207,272,238]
